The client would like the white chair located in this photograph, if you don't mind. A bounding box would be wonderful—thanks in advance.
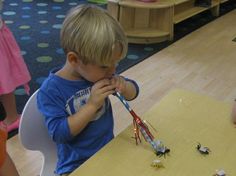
[19,90,57,176]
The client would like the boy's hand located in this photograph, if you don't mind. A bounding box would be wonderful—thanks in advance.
[110,75,137,100]
[88,79,116,110]
[110,76,127,94]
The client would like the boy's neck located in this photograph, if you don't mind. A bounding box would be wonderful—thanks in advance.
[55,64,83,81]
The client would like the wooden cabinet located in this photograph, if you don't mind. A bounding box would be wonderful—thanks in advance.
[108,0,221,44]
[108,0,174,44]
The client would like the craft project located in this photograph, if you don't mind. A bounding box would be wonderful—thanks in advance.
[115,92,169,155]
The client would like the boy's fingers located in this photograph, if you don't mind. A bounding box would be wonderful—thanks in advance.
[93,79,111,89]
[102,90,115,97]
[99,85,116,94]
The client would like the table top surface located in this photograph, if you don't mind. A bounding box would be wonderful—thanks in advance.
[70,89,236,176]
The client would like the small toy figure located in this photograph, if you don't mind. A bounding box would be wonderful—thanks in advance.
[151,159,164,168]
[214,169,226,176]
[196,143,210,155]
[155,140,170,158]
[156,146,170,157]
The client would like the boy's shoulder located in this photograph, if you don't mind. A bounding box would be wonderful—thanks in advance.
[40,73,60,92]
[37,73,68,106]
[40,67,69,91]
[39,71,93,96]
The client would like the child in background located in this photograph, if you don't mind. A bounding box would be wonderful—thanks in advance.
[0,102,20,176]
[37,4,139,176]
[0,0,31,132]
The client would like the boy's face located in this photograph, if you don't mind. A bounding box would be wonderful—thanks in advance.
[74,45,123,83]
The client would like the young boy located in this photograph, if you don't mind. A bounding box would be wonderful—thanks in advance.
[37,4,139,176]
[0,103,19,176]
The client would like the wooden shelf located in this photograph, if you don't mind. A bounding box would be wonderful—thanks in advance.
[119,0,173,9]
[126,28,170,38]
[125,28,170,44]
[174,6,207,23]
[174,0,219,24]
[220,0,229,3]
[174,0,192,5]
[210,0,220,7]
[124,26,172,44]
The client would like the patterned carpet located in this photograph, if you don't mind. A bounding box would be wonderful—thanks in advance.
[1,0,235,117]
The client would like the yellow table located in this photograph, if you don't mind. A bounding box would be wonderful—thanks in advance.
[70,89,236,176]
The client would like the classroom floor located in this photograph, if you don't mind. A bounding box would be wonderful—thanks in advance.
[7,9,236,176]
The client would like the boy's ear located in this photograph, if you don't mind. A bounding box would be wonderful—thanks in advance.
[67,52,81,66]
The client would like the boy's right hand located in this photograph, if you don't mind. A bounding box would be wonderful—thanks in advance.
[87,79,116,111]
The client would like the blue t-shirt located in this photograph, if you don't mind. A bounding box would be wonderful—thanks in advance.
[37,68,139,174]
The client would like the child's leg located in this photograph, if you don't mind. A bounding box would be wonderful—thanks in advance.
[0,93,20,130]
[0,153,19,176]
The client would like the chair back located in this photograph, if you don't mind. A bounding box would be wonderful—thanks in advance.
[19,90,57,176]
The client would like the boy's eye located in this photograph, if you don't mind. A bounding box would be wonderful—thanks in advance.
[100,63,119,69]
[100,66,109,69]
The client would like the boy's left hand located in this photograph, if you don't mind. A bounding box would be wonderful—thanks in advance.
[110,76,127,94]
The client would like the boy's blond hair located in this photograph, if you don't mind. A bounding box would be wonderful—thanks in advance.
[60,4,128,66]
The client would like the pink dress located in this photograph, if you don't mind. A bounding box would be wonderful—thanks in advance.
[0,21,31,95]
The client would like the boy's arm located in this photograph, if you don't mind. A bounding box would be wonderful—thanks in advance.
[38,79,116,142]
[68,79,116,136]
[110,76,139,101]
[37,79,115,143]
[122,79,139,101]
[67,103,98,136]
